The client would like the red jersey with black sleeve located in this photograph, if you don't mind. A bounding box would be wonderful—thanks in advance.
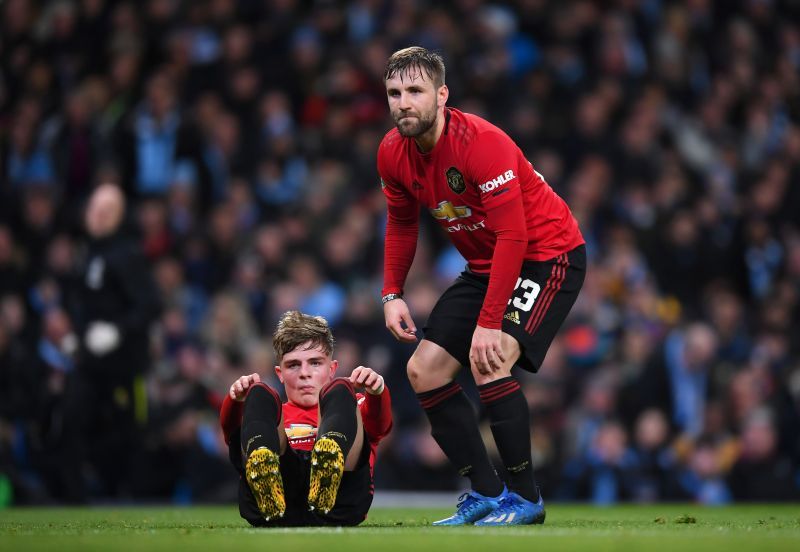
[220,386,393,478]
[378,108,584,329]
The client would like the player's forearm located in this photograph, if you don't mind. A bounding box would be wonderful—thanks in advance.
[362,386,393,438]
[478,197,528,328]
[382,214,418,295]
[478,237,527,328]
[219,395,244,445]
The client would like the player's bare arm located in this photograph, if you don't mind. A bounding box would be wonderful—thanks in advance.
[229,373,261,401]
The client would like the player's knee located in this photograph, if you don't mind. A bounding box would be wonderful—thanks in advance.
[245,382,280,408]
[408,354,457,392]
[406,356,420,388]
[407,355,432,391]
[319,378,356,411]
[470,365,513,386]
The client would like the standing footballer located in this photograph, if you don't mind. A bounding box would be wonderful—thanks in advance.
[378,47,586,526]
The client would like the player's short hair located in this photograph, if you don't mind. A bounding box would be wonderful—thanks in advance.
[272,310,335,361]
[384,46,446,87]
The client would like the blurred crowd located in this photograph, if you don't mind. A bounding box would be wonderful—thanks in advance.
[1,0,799,506]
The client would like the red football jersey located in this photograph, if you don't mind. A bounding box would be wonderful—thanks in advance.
[220,386,393,478]
[378,108,584,328]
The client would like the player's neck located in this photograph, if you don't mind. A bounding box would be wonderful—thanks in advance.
[413,109,446,153]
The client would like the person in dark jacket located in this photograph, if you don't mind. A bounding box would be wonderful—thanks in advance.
[71,183,161,496]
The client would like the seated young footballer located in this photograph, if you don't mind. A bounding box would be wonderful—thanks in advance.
[220,311,392,526]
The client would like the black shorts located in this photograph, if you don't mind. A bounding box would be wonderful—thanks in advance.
[229,429,373,527]
[424,245,586,373]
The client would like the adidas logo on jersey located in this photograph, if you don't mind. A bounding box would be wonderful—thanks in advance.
[504,311,521,324]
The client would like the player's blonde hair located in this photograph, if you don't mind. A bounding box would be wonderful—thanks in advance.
[384,46,446,88]
[272,310,335,361]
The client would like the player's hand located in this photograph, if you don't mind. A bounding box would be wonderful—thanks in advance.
[469,325,506,375]
[350,366,385,395]
[384,298,417,343]
[229,373,261,401]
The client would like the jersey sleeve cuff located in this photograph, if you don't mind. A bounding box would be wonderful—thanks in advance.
[477,314,503,330]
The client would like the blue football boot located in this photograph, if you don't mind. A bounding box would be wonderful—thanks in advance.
[432,486,508,526]
[474,490,546,526]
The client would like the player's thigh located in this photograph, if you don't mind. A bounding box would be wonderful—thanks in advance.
[503,246,586,373]
[420,271,485,372]
[343,408,365,471]
[407,338,462,392]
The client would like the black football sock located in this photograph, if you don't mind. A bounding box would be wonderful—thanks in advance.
[478,377,539,502]
[417,381,504,497]
[241,383,282,457]
[317,378,358,459]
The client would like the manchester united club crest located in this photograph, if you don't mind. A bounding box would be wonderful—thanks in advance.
[446,167,466,194]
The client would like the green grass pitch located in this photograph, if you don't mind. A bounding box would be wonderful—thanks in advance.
[1,504,799,551]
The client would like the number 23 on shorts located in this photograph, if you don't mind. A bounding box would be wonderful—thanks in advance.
[507,278,541,312]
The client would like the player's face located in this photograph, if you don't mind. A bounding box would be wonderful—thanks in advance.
[385,67,444,138]
[275,342,337,408]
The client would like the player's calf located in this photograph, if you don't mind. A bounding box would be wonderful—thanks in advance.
[241,384,285,521]
[308,379,357,513]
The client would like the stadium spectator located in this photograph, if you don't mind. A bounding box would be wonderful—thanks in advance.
[623,322,719,437]
[70,183,161,497]
[627,409,679,503]
[562,370,619,460]
[26,307,81,502]
[558,419,638,505]
[0,226,24,297]
[675,436,734,505]
[115,72,206,204]
[728,408,799,501]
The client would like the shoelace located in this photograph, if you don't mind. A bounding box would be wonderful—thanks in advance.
[454,492,483,516]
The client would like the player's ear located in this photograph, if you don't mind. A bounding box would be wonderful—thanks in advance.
[438,84,449,107]
[274,365,283,383]
[330,359,338,378]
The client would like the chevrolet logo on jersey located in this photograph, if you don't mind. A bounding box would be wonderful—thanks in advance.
[430,201,472,222]
[285,424,316,440]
